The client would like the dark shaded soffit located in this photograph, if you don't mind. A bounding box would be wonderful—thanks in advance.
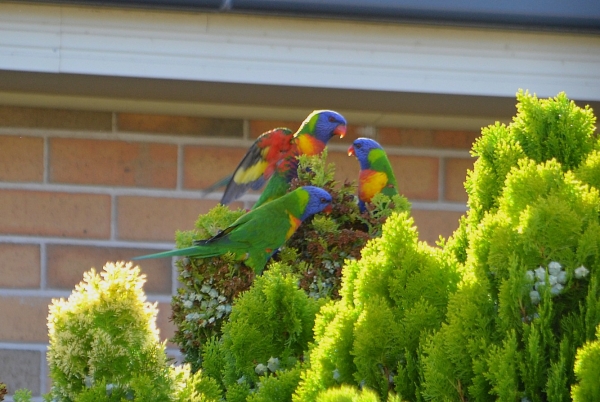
[14,0,600,33]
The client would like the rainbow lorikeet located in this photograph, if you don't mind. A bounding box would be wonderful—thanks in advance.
[348,137,399,212]
[212,110,346,205]
[208,127,295,205]
[252,110,347,209]
[133,186,333,274]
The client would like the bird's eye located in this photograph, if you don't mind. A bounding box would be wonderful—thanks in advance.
[355,143,362,149]
[328,116,336,122]
[320,197,327,203]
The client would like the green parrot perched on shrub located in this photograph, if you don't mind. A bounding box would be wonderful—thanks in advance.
[252,110,347,208]
[348,137,399,212]
[204,110,346,206]
[133,186,333,274]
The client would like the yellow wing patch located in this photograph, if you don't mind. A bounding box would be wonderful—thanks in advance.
[233,160,269,183]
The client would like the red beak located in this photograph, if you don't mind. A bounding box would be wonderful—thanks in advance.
[348,145,355,157]
[323,204,333,214]
[334,124,347,139]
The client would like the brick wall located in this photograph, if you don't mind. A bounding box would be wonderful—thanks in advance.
[0,105,476,398]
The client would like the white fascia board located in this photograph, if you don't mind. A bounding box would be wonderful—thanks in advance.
[1,2,600,101]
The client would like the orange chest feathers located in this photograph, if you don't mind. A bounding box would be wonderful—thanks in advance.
[358,170,389,202]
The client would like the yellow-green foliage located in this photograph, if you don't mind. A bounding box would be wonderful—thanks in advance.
[202,263,322,400]
[294,213,459,401]
[315,385,380,402]
[421,91,600,401]
[571,324,600,402]
[46,262,220,401]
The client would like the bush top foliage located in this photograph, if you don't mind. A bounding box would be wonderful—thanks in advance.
[46,262,222,402]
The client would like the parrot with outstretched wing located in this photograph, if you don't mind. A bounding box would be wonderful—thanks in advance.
[133,186,333,274]
[252,109,347,208]
[348,137,399,212]
[212,127,295,205]
[206,110,346,205]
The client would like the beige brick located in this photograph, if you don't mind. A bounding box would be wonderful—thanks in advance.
[335,124,365,145]
[327,150,361,187]
[50,138,177,188]
[117,113,243,137]
[445,158,475,203]
[378,127,435,148]
[0,244,40,288]
[117,196,219,242]
[0,190,111,238]
[0,349,42,396]
[47,245,172,294]
[249,120,300,139]
[0,135,44,182]
[412,210,464,245]
[0,296,50,342]
[157,301,177,346]
[393,155,439,200]
[0,105,112,131]
[183,145,249,189]
[433,130,479,150]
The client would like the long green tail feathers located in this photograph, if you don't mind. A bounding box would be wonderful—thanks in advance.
[132,245,221,261]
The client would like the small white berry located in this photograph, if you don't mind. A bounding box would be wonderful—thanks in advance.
[556,271,567,285]
[551,283,564,296]
[535,267,546,281]
[530,290,540,305]
[255,363,267,376]
[267,357,280,372]
[574,266,590,279]
[548,261,562,275]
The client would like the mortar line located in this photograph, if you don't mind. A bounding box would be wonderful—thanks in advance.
[0,342,48,351]
[0,288,174,303]
[177,144,184,191]
[43,135,49,184]
[110,193,118,241]
[39,242,47,289]
[438,157,446,202]
[242,119,250,141]
[40,349,48,397]
[0,235,174,250]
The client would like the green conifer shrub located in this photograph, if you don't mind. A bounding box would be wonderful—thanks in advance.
[420,91,600,401]
[314,385,381,402]
[571,324,600,401]
[46,261,220,401]
[202,264,321,397]
[294,213,460,401]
